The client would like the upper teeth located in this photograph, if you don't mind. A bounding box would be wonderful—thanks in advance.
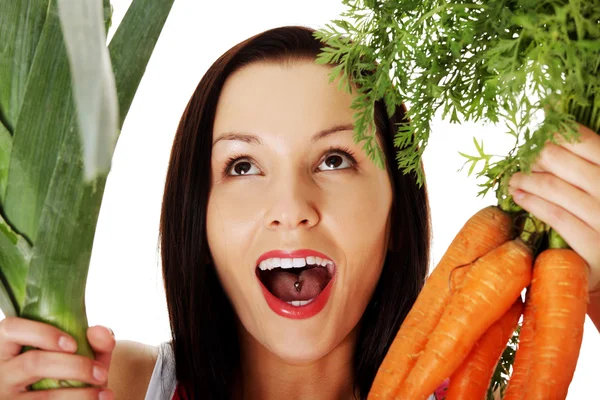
[258,256,333,271]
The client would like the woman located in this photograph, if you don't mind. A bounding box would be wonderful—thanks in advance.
[1,26,599,400]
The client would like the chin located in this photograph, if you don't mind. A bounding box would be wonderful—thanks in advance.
[264,331,335,365]
[238,309,346,365]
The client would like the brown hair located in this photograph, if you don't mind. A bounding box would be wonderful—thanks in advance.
[159,25,431,399]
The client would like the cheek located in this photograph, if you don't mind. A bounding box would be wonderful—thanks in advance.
[205,189,260,302]
[324,174,392,253]
[206,187,261,258]
[324,173,392,297]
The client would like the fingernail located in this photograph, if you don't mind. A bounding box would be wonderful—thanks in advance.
[93,365,108,382]
[58,335,77,352]
[99,390,111,400]
[92,325,115,338]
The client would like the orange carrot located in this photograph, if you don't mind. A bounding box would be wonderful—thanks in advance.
[445,296,523,400]
[503,284,535,400]
[368,206,513,399]
[524,249,588,399]
[395,238,533,400]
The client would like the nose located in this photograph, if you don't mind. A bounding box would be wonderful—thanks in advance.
[264,172,320,231]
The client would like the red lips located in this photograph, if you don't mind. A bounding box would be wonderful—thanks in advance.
[255,249,336,319]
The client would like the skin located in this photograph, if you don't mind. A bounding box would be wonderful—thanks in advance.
[508,124,600,329]
[0,62,599,400]
[206,60,393,400]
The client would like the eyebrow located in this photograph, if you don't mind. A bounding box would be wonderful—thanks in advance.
[212,123,355,146]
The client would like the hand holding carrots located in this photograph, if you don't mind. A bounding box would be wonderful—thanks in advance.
[508,123,600,293]
[367,123,599,400]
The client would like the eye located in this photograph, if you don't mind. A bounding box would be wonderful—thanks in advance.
[225,157,261,176]
[317,147,357,171]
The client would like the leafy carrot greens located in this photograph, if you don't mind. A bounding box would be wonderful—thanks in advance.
[314,0,600,193]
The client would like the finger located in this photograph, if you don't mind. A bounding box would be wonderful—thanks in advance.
[553,124,600,167]
[0,318,77,361]
[509,171,600,233]
[533,142,600,199]
[511,188,600,290]
[531,161,544,172]
[87,326,115,372]
[16,388,113,400]
[4,350,108,389]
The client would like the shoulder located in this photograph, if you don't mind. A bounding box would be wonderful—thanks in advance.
[108,340,160,400]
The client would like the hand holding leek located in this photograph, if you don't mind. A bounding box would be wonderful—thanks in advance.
[0,319,115,397]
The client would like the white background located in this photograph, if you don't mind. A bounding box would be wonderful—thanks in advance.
[2,1,598,398]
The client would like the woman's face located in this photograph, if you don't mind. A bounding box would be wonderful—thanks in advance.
[207,60,393,363]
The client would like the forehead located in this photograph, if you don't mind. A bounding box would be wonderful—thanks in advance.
[212,61,356,139]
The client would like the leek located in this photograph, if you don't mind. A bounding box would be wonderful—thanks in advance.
[0,0,174,389]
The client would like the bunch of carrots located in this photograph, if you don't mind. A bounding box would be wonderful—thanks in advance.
[314,1,598,398]
[367,202,589,400]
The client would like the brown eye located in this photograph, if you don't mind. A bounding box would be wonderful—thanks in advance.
[227,159,260,176]
[317,151,355,171]
[234,161,251,175]
[325,155,343,169]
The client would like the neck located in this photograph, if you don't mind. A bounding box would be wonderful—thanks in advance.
[235,323,360,400]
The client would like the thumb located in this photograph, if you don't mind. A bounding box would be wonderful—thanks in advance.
[87,325,116,377]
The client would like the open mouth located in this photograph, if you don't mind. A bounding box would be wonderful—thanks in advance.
[256,256,335,306]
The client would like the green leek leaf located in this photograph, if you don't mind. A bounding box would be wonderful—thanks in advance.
[3,0,76,243]
[57,0,119,182]
[103,0,113,33]
[0,0,50,134]
[108,0,175,127]
[0,213,32,316]
[0,120,11,202]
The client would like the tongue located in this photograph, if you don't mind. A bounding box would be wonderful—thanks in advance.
[263,267,330,302]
